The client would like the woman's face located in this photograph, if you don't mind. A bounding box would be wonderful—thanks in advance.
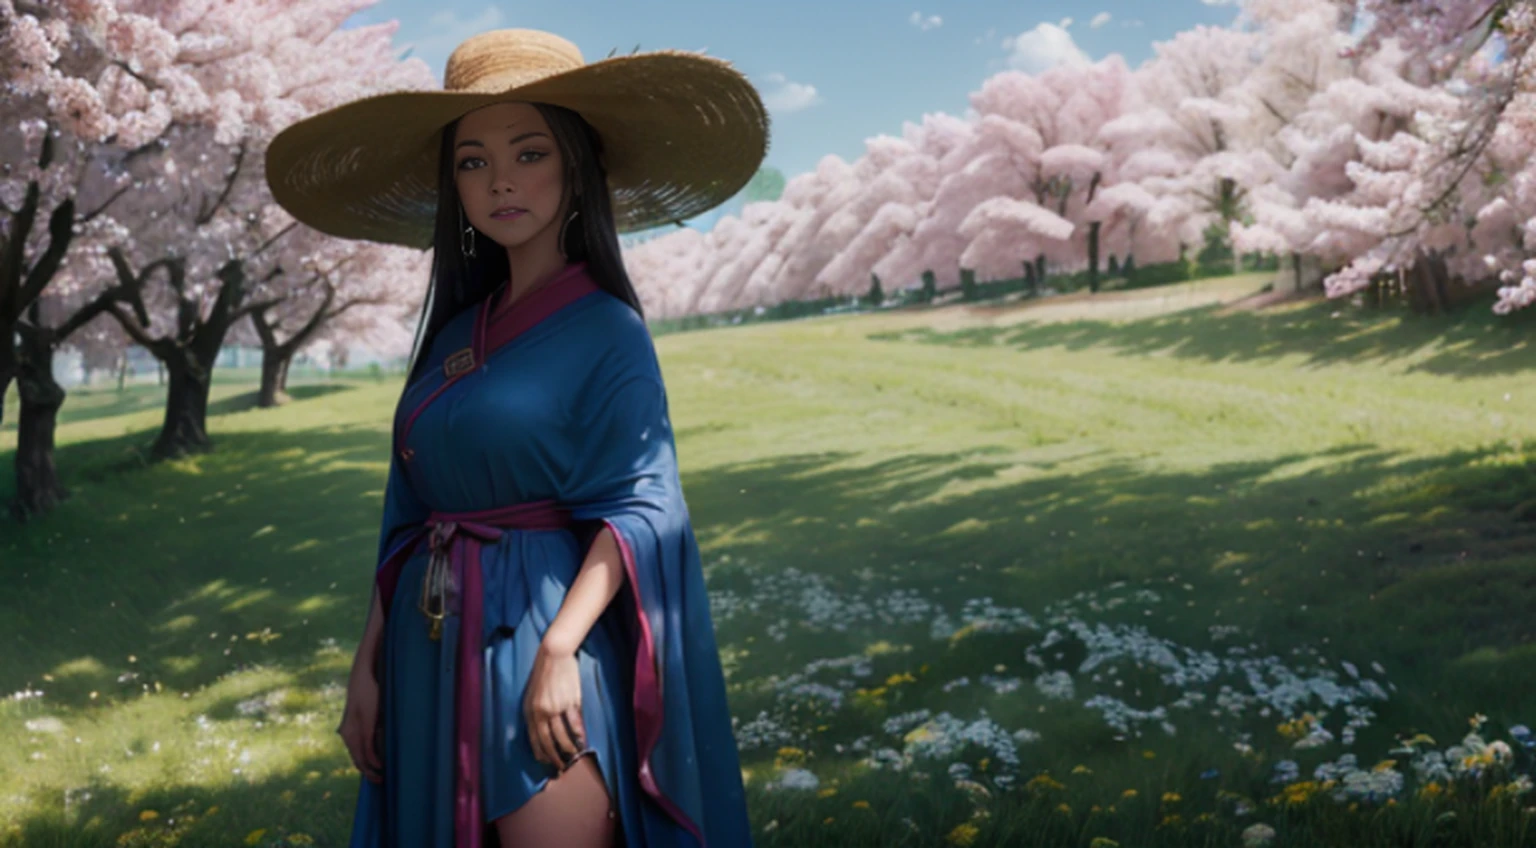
[452,101,568,253]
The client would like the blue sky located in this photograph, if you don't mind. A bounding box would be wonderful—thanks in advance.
[344,1,1242,230]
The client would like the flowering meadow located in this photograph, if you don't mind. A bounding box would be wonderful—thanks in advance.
[3,279,1535,846]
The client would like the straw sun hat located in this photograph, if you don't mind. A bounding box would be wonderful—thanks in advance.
[265,28,770,249]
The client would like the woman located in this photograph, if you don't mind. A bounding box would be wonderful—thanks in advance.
[264,28,769,848]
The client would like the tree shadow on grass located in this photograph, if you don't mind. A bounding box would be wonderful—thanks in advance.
[869,298,1536,378]
[679,441,1536,735]
[205,383,359,418]
[2,382,362,436]
[0,423,396,705]
[4,419,1536,845]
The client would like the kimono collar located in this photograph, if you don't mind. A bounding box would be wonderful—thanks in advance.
[485,261,603,353]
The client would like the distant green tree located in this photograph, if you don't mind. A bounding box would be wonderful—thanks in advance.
[960,268,977,300]
[867,273,885,307]
[741,167,786,204]
[920,270,937,302]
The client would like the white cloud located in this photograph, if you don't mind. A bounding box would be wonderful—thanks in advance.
[909,10,943,31]
[400,5,505,76]
[1059,17,1073,28]
[759,72,822,113]
[1090,12,1112,28]
[1002,23,1090,74]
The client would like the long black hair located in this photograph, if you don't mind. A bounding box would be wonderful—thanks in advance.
[402,103,645,384]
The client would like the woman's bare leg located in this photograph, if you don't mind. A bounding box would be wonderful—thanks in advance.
[492,754,616,847]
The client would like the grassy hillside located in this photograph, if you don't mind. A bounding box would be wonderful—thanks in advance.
[3,275,1535,847]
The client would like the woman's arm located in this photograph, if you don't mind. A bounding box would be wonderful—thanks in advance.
[541,524,626,658]
[352,585,386,677]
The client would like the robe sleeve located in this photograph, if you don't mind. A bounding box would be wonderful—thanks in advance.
[349,444,432,848]
[560,344,753,848]
[373,451,431,613]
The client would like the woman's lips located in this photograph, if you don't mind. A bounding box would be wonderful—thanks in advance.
[490,208,526,220]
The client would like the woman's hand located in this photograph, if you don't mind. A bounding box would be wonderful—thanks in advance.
[524,642,586,769]
[339,655,384,783]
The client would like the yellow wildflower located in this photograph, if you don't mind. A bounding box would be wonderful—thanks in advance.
[775,746,806,767]
[1142,750,1156,759]
[946,822,980,846]
[852,800,870,809]
[885,671,916,686]
[1162,792,1182,804]
[823,816,834,824]
[1159,814,1184,827]
[1121,789,1138,799]
[1089,839,1120,848]
[205,806,220,816]
[1372,759,1397,773]
[1058,802,1072,815]
[286,836,315,846]
[1072,764,1093,775]
[245,830,267,846]
[1419,782,1444,800]
[978,757,989,772]
[1025,774,1066,793]
[818,788,838,798]
[139,810,159,821]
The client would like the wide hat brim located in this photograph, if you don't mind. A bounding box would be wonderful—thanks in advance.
[264,48,770,248]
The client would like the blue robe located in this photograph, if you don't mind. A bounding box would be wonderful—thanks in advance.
[346,261,752,847]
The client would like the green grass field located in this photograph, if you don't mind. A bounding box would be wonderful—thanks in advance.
[3,275,1536,847]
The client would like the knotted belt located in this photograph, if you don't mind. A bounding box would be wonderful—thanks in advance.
[374,499,575,848]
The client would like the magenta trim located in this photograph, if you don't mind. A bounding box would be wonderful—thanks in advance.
[394,263,598,457]
[600,518,706,845]
[372,500,575,848]
[395,287,491,454]
[484,261,600,354]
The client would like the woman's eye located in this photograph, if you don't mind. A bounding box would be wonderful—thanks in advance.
[519,149,547,163]
[457,157,484,171]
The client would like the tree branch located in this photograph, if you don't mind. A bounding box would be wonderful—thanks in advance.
[195,140,247,226]
[18,197,77,309]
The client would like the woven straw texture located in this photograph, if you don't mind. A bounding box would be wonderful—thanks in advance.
[265,29,770,248]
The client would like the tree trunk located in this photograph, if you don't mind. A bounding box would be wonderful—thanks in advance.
[1023,262,1038,297]
[1292,251,1303,292]
[153,348,216,459]
[13,327,67,520]
[1034,254,1047,287]
[117,353,128,392]
[259,347,293,407]
[0,334,15,432]
[1087,221,1102,293]
[1406,255,1451,314]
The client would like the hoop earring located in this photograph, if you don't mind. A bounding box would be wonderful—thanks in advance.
[459,204,476,258]
[557,209,579,260]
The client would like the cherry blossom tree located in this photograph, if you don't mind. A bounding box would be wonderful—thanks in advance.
[1330,0,1536,312]
[1101,26,1266,272]
[237,229,429,407]
[1,0,227,517]
[73,0,432,462]
[2,0,432,516]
